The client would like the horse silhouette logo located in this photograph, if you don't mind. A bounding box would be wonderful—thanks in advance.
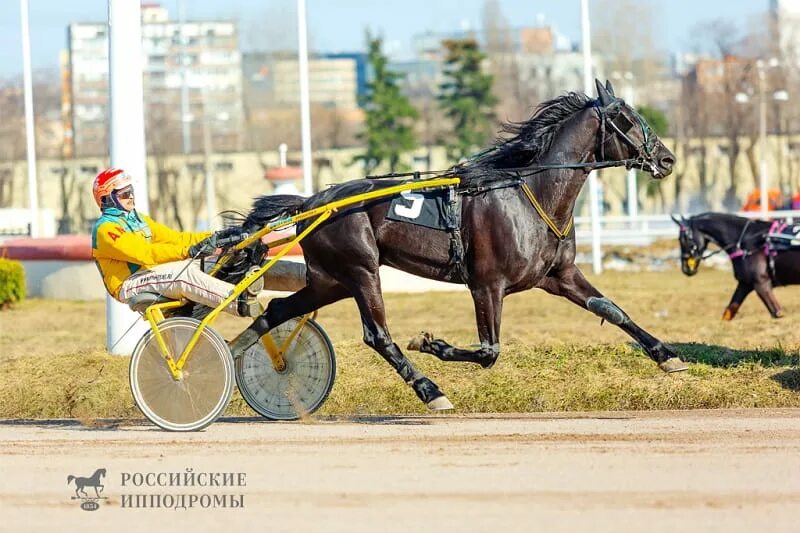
[67,468,107,511]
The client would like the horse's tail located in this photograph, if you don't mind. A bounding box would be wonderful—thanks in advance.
[67,475,74,485]
[242,194,306,230]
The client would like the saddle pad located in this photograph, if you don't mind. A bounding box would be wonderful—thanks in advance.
[766,222,800,251]
[385,188,450,230]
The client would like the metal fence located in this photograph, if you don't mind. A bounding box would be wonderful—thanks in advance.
[574,210,800,246]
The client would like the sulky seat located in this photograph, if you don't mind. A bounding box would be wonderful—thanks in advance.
[127,292,175,313]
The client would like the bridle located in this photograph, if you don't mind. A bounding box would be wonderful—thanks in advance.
[678,224,711,265]
[595,100,660,176]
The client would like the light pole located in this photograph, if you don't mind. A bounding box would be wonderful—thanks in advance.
[201,89,217,231]
[179,0,191,155]
[107,0,149,354]
[20,0,39,237]
[297,0,313,196]
[580,0,602,274]
[736,58,788,217]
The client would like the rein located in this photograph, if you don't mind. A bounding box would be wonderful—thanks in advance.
[682,219,769,264]
[366,101,657,241]
[366,104,654,182]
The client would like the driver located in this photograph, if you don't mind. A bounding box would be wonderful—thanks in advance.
[90,167,303,317]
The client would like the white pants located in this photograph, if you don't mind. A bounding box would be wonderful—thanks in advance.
[118,259,307,316]
[119,260,241,315]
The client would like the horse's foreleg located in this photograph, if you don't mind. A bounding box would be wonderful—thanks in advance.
[407,285,503,369]
[754,279,784,318]
[542,264,688,373]
[723,282,752,320]
[344,268,453,410]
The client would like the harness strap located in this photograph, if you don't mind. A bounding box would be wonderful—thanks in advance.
[444,188,469,284]
[520,182,573,240]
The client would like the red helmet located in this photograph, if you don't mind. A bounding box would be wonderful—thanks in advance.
[92,168,133,208]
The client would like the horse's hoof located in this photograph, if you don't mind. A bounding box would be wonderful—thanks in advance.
[722,309,733,321]
[426,395,454,410]
[407,331,433,351]
[479,356,498,369]
[774,310,785,319]
[659,357,689,373]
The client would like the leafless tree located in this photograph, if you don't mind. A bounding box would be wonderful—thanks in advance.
[481,0,524,121]
[687,19,754,210]
[146,104,187,228]
[0,82,24,207]
[593,0,661,97]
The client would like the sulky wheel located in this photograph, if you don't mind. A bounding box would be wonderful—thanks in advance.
[129,317,234,432]
[235,317,336,421]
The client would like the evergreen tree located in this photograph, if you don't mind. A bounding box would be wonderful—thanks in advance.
[636,105,668,136]
[353,34,418,174]
[438,38,498,162]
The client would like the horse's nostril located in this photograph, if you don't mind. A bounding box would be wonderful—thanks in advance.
[660,156,675,169]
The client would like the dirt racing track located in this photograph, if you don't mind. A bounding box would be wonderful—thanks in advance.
[1,409,799,532]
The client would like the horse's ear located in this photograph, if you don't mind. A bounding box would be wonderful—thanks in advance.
[605,80,616,97]
[670,214,682,225]
[595,78,614,107]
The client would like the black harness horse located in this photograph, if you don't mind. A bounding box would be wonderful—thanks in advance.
[674,212,800,320]
[224,80,687,410]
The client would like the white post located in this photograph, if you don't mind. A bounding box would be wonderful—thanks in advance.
[624,82,638,219]
[107,0,150,354]
[297,0,313,196]
[581,0,602,274]
[757,61,769,217]
[202,88,217,230]
[20,0,39,237]
[279,142,288,167]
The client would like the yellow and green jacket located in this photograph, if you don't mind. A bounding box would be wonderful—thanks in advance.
[91,208,211,299]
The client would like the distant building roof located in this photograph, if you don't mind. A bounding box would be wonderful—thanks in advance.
[265,166,303,181]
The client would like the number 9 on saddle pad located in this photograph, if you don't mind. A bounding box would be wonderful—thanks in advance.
[386,188,451,230]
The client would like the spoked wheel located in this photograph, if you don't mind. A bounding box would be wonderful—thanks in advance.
[235,317,336,421]
[130,317,234,432]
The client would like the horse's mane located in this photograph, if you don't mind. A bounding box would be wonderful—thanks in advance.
[456,92,594,188]
[692,212,770,228]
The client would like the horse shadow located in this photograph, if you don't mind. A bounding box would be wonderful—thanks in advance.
[653,341,800,391]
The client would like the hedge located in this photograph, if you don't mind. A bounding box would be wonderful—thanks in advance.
[0,258,25,308]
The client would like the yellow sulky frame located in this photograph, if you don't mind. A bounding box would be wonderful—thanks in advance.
[141,176,462,381]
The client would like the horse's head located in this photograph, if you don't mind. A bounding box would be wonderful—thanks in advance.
[594,79,675,179]
[671,214,706,276]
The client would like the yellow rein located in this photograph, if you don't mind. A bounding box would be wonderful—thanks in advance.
[520,182,574,241]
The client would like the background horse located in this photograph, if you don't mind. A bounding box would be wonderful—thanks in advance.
[674,212,800,319]
[67,468,106,498]
[225,79,686,410]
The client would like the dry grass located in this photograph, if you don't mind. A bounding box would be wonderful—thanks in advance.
[2,268,800,419]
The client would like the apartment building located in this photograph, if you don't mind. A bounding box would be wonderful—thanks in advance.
[66,4,244,157]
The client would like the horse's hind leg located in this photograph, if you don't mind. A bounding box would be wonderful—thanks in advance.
[407,284,503,369]
[228,273,350,356]
[723,282,752,320]
[754,280,784,318]
[541,264,688,373]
